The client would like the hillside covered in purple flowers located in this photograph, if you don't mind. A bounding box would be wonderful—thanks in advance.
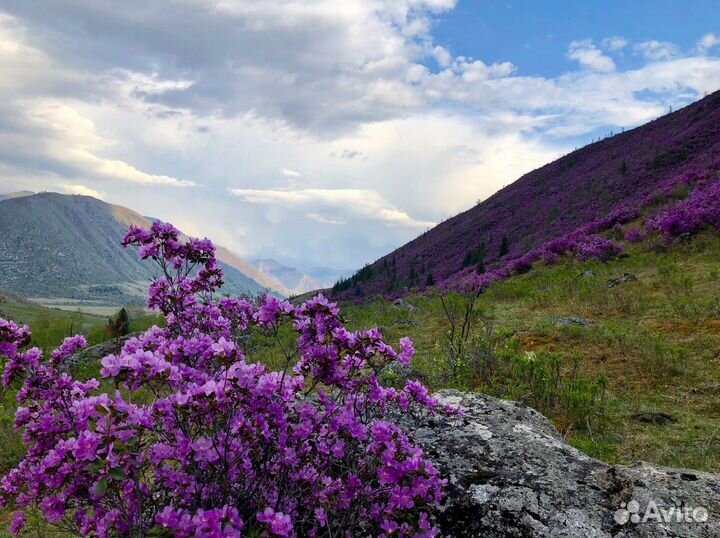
[332,90,720,298]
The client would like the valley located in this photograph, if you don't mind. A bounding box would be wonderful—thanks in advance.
[1,68,719,538]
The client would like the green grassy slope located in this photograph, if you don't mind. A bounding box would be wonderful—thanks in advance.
[0,233,717,535]
[0,295,106,352]
[341,231,720,472]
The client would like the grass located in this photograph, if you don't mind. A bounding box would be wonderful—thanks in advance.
[0,298,105,352]
[0,296,162,355]
[0,297,163,537]
[341,231,720,473]
[0,233,718,535]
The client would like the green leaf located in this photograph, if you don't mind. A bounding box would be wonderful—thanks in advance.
[147,526,174,537]
[95,478,108,497]
[109,467,125,481]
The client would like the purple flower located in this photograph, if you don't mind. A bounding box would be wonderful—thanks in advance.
[624,228,645,243]
[257,508,293,537]
[576,235,624,262]
[9,512,25,535]
[0,223,447,538]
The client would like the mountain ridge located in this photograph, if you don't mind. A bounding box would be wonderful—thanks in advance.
[330,89,720,298]
[0,192,274,305]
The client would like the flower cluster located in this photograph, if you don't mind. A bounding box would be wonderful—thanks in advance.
[646,180,720,240]
[575,235,624,262]
[623,228,645,243]
[0,223,453,537]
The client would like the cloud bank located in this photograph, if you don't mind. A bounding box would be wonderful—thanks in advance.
[0,1,718,268]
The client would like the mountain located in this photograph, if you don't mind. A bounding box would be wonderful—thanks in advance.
[0,190,33,202]
[254,259,320,295]
[331,90,720,298]
[0,192,271,305]
[214,250,292,297]
[254,259,351,296]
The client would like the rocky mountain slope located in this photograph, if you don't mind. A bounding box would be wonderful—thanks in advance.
[0,193,270,304]
[332,90,720,298]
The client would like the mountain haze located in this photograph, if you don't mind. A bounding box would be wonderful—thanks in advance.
[254,259,350,296]
[0,191,33,202]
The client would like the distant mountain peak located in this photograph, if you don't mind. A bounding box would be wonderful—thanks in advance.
[253,258,348,296]
[0,192,277,305]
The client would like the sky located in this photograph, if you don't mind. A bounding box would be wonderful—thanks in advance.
[0,1,719,271]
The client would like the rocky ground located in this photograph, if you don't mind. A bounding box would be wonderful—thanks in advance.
[412,391,719,537]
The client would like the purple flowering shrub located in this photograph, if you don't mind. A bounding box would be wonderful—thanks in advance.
[624,228,645,243]
[0,223,452,537]
[646,180,720,240]
[575,235,624,262]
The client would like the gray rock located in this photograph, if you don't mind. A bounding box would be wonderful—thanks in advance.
[632,412,677,426]
[553,316,591,327]
[673,233,693,245]
[407,391,719,537]
[393,298,418,313]
[61,333,139,371]
[580,270,597,279]
[608,273,638,288]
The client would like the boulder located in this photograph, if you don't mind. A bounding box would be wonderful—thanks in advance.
[673,233,693,245]
[608,273,638,288]
[631,412,677,426]
[409,391,719,537]
[61,333,139,371]
[553,316,591,328]
[393,298,419,313]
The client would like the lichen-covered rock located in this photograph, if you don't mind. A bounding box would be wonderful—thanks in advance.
[61,333,138,370]
[552,316,591,328]
[410,391,719,537]
[607,273,638,288]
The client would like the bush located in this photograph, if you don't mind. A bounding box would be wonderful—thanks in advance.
[575,235,624,262]
[646,181,720,240]
[0,223,452,537]
[623,228,645,243]
[437,282,607,432]
[505,351,607,431]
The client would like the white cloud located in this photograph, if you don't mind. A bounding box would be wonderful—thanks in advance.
[60,184,106,199]
[0,19,195,189]
[0,4,720,268]
[281,168,302,177]
[305,212,346,225]
[453,57,516,81]
[567,40,616,72]
[698,33,720,54]
[228,187,435,228]
[0,0,466,134]
[28,101,196,187]
[634,40,680,61]
[602,36,628,52]
[433,45,452,68]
